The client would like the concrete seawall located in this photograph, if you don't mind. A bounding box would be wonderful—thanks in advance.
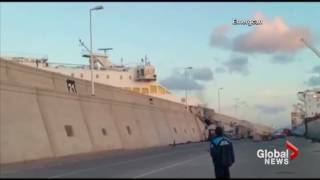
[0,59,206,164]
[306,119,320,141]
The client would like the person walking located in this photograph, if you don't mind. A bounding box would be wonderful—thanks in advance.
[210,126,235,179]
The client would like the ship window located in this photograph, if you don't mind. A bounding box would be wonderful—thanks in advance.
[173,127,177,134]
[133,87,140,93]
[142,88,149,95]
[149,98,154,105]
[158,86,166,94]
[96,74,99,79]
[106,74,110,79]
[65,125,74,137]
[80,73,84,78]
[102,128,107,136]
[150,85,157,93]
[126,126,132,135]
[120,75,123,80]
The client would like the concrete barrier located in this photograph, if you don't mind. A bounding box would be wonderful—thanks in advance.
[0,60,8,82]
[0,59,205,164]
[111,103,148,149]
[79,99,123,151]
[183,112,201,142]
[176,112,191,143]
[306,119,320,141]
[0,84,53,163]
[37,91,94,157]
[164,110,185,144]
[153,109,175,146]
[133,107,160,147]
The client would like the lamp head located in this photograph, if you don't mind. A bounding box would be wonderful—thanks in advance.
[91,5,104,11]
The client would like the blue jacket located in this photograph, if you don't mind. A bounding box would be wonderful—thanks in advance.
[210,135,235,167]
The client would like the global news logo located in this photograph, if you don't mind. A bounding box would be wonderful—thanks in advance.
[257,140,299,165]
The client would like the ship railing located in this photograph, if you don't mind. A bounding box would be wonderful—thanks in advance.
[47,62,132,72]
[0,52,48,60]
[46,62,90,70]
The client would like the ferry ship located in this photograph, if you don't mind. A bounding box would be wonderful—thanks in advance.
[2,51,202,107]
[291,88,320,141]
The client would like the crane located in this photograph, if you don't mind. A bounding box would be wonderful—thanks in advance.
[301,38,320,58]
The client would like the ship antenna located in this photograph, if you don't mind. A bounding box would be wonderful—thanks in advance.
[145,54,148,65]
[79,38,90,53]
[98,48,113,57]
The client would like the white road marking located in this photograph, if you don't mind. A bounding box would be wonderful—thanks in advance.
[133,154,209,178]
[48,146,206,178]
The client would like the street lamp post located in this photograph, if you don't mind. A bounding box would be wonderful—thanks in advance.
[234,98,240,116]
[184,66,192,111]
[90,5,104,96]
[218,87,223,113]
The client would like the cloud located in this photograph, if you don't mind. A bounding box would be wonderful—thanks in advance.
[160,67,214,90]
[223,54,249,76]
[256,89,282,99]
[215,67,226,73]
[160,71,204,90]
[190,68,214,81]
[213,57,221,62]
[306,66,320,86]
[211,12,313,54]
[210,25,232,49]
[271,54,296,64]
[255,104,286,114]
[308,75,320,86]
[312,65,320,74]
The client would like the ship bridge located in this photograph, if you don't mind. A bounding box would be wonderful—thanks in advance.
[82,53,113,70]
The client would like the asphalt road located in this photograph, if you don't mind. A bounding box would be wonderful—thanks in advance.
[1,137,319,178]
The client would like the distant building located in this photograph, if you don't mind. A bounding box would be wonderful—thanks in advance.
[297,89,320,118]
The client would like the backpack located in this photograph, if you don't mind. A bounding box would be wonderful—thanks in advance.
[211,136,235,167]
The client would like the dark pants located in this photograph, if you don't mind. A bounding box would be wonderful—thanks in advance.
[214,165,230,179]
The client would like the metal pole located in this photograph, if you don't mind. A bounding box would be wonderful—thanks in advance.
[218,88,223,113]
[234,98,239,116]
[183,66,192,111]
[185,70,188,111]
[90,10,95,96]
[303,92,308,137]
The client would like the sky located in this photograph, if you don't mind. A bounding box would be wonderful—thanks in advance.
[1,2,320,129]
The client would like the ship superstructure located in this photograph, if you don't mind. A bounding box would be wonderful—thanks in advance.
[2,53,202,106]
[291,88,320,140]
